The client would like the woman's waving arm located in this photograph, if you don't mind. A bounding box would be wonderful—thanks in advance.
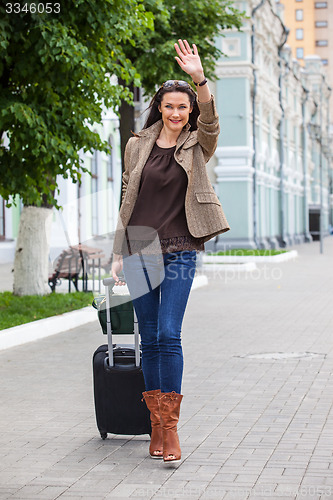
[174,39,211,103]
[175,39,219,160]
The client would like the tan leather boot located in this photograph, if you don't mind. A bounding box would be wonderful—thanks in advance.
[142,389,163,459]
[159,391,183,463]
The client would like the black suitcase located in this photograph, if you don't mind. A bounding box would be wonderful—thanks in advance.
[92,277,151,439]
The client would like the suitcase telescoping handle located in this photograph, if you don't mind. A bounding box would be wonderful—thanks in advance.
[102,277,123,287]
[102,277,140,368]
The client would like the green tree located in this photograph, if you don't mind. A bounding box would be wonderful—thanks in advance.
[0,0,154,295]
[119,0,245,171]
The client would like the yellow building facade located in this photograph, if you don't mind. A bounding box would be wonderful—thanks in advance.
[279,0,333,132]
[279,0,315,62]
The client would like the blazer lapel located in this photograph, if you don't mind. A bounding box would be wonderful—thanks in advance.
[135,121,163,176]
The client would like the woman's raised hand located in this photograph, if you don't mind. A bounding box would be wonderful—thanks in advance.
[174,39,205,83]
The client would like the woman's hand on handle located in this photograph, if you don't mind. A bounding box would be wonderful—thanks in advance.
[111,254,125,286]
[174,39,211,103]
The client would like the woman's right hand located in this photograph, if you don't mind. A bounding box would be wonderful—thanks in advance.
[111,254,126,286]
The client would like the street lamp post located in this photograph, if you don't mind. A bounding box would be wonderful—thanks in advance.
[307,122,323,254]
[322,143,333,236]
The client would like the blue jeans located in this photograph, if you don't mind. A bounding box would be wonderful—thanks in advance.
[123,250,197,393]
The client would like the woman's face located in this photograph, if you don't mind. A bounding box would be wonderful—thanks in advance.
[158,92,193,134]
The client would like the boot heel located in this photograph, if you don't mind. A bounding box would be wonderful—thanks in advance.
[159,391,183,464]
[163,457,181,465]
[142,390,163,459]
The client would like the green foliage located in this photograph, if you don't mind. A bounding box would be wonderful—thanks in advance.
[0,0,244,208]
[0,0,154,207]
[125,0,245,95]
[0,291,94,330]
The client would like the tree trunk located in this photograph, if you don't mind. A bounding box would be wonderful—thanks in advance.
[119,99,135,168]
[13,206,53,296]
[119,80,135,209]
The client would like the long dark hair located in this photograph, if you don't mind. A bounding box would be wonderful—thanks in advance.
[143,83,200,131]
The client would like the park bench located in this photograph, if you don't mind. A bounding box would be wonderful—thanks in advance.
[48,244,105,293]
[48,247,81,293]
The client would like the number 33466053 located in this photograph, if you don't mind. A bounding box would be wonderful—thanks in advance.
[6,3,60,14]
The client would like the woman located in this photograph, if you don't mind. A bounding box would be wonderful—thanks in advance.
[112,39,230,463]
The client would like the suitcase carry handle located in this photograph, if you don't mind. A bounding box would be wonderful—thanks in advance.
[103,357,142,373]
[104,276,140,368]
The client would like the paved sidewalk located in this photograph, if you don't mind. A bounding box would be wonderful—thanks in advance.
[0,238,332,500]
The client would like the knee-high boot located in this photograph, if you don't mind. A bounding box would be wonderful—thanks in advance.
[159,391,183,463]
[142,389,163,459]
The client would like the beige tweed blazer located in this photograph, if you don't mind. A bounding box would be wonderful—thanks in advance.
[113,95,230,254]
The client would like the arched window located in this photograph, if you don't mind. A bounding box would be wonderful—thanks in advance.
[107,135,114,184]
[91,150,99,236]
[0,197,5,240]
[107,135,115,231]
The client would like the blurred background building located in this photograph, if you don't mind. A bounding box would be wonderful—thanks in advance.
[210,0,332,250]
[278,0,333,126]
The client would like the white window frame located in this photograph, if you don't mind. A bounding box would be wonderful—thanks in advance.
[296,28,304,40]
[107,135,115,232]
[295,9,303,21]
[91,150,99,236]
[316,40,328,46]
[296,47,304,59]
[0,197,5,240]
[315,21,328,27]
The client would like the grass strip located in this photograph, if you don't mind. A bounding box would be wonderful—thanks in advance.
[0,291,94,330]
[208,249,288,256]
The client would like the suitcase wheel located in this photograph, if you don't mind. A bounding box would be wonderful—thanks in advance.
[100,432,107,440]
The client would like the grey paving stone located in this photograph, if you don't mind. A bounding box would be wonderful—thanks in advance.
[200,485,228,498]
[1,239,333,499]
[3,485,45,499]
[218,490,251,500]
[250,496,295,500]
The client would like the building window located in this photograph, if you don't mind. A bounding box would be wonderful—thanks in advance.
[296,29,304,40]
[315,2,327,7]
[296,47,304,59]
[91,151,98,236]
[107,144,114,183]
[0,198,5,240]
[107,136,115,231]
[295,9,303,21]
[316,40,328,46]
[315,20,328,27]
[321,59,328,65]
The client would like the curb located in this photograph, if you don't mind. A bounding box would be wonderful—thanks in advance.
[0,306,96,351]
[0,274,208,351]
[202,262,257,272]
